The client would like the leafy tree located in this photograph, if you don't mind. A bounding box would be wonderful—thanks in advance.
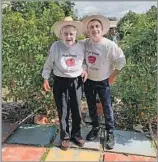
[3,1,51,19]
[3,1,77,19]
[55,0,77,19]
[2,2,65,116]
[111,6,157,127]
[117,11,139,40]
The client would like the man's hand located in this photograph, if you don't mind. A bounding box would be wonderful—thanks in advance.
[108,76,117,85]
[108,69,120,85]
[81,71,88,82]
[43,80,51,92]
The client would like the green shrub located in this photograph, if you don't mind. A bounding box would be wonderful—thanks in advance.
[2,2,65,115]
[111,6,157,125]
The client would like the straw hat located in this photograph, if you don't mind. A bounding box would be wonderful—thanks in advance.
[53,16,83,38]
[82,15,110,35]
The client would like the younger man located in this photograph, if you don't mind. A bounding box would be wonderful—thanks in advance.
[42,17,87,150]
[82,15,126,149]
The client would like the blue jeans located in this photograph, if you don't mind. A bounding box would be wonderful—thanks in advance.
[84,78,114,134]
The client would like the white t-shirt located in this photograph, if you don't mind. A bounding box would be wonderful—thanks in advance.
[84,38,126,81]
[42,40,86,79]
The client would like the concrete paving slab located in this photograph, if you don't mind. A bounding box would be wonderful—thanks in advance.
[2,144,46,161]
[104,152,156,161]
[2,123,19,143]
[6,124,57,146]
[54,125,100,150]
[106,130,156,157]
[84,116,105,125]
[45,147,100,161]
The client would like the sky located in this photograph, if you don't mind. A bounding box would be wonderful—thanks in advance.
[73,1,157,19]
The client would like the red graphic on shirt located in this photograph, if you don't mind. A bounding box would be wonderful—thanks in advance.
[88,56,96,64]
[66,58,75,67]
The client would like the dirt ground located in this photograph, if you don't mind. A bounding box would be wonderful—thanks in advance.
[2,101,157,147]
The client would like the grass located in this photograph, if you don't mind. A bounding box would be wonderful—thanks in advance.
[40,143,54,161]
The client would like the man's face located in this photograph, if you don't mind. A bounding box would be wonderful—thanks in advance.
[87,20,103,39]
[60,25,77,46]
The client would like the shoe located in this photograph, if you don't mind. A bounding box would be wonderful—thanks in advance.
[71,136,85,147]
[106,133,115,149]
[60,139,70,151]
[86,127,100,141]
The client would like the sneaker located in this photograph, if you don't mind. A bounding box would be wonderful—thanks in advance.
[60,139,70,151]
[86,127,100,141]
[71,136,85,147]
[106,133,115,149]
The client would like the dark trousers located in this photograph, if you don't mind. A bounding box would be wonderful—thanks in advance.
[84,78,114,134]
[53,75,82,140]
